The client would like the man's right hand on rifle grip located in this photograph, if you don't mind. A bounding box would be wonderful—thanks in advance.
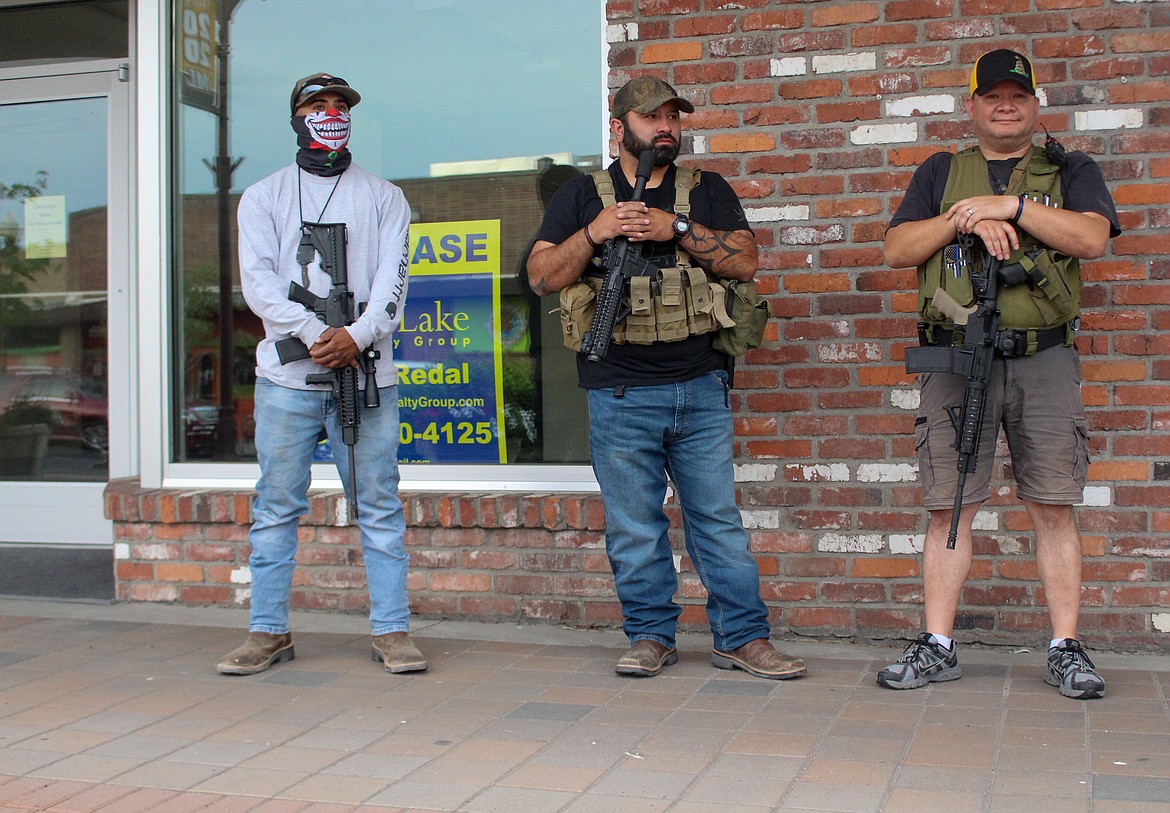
[594,201,651,242]
[310,327,360,369]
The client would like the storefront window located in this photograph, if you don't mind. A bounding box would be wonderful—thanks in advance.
[171,0,601,466]
[0,1,128,63]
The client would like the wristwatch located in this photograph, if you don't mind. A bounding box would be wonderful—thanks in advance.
[671,213,690,241]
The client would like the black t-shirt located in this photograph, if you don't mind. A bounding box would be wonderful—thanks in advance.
[889,148,1121,236]
[537,161,752,389]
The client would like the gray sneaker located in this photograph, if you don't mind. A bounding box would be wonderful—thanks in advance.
[876,633,961,690]
[1045,639,1105,699]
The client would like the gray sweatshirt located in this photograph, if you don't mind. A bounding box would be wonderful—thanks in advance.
[237,163,410,390]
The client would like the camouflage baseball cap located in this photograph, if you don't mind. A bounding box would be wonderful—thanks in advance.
[611,76,695,119]
[290,73,361,115]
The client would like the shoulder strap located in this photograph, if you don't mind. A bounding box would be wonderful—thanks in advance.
[673,167,700,216]
[941,146,986,207]
[591,168,616,209]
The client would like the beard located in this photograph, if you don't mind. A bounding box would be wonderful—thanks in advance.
[622,127,680,167]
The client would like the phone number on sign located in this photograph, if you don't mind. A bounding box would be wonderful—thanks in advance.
[400,421,493,445]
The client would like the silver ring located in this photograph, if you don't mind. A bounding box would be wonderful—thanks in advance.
[967,208,974,216]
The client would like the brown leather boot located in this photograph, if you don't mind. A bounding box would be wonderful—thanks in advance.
[711,639,805,680]
[371,632,427,673]
[216,632,294,675]
[615,640,678,677]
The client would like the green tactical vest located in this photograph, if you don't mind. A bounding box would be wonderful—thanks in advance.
[558,167,734,350]
[918,145,1080,331]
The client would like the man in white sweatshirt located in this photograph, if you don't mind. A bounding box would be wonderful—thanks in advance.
[218,73,420,676]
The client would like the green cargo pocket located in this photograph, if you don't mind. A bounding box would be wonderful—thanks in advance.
[558,281,596,352]
[914,415,933,497]
[1073,416,1090,490]
[1026,251,1078,327]
[713,298,770,356]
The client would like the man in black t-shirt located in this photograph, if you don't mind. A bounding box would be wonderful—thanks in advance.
[879,50,1121,700]
[528,76,804,681]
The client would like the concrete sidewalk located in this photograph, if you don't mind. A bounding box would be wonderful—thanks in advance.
[1,598,1168,813]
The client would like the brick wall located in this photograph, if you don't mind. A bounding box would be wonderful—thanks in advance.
[108,1,1170,651]
[607,0,1170,648]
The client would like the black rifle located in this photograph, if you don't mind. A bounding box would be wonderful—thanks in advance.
[904,233,1006,549]
[580,149,658,362]
[274,221,380,522]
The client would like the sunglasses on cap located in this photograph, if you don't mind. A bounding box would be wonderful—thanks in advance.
[296,77,348,101]
[291,74,361,114]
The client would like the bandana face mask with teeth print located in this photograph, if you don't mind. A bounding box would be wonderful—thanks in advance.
[292,109,352,176]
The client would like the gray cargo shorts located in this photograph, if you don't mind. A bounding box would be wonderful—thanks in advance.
[915,344,1090,509]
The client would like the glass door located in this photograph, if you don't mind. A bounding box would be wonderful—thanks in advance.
[0,67,132,546]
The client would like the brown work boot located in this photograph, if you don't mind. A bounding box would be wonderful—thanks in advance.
[216,632,294,675]
[371,632,427,673]
[615,640,678,677]
[711,638,805,680]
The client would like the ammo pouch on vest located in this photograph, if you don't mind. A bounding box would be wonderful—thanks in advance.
[712,279,772,356]
[558,167,741,350]
[559,265,735,351]
[919,146,1080,331]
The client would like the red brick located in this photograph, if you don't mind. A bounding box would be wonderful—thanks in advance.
[787,607,853,629]
[431,573,491,593]
[741,9,804,30]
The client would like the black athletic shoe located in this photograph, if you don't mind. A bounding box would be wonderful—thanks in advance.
[876,632,961,690]
[1045,639,1105,699]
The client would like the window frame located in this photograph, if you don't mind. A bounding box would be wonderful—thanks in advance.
[142,0,609,492]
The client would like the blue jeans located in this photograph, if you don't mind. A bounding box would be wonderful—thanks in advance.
[586,370,770,652]
[248,378,409,636]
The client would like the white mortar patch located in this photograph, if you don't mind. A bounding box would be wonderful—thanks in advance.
[1075,108,1143,131]
[230,566,253,585]
[818,533,884,553]
[885,95,955,117]
[770,57,807,77]
[746,204,810,222]
[851,122,917,145]
[735,463,778,482]
[1078,486,1111,507]
[606,23,637,42]
[742,509,780,529]
[889,534,924,554]
[857,463,919,483]
[784,463,851,482]
[890,389,920,410]
[812,52,877,74]
[972,510,999,531]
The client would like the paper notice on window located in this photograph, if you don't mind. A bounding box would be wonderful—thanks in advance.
[24,196,67,259]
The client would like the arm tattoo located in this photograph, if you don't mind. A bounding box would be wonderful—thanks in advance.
[685,228,753,275]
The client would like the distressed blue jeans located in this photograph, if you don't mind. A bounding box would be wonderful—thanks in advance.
[586,370,770,652]
[248,378,409,636]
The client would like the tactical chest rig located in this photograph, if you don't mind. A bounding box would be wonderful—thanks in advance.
[918,145,1080,355]
[558,167,735,351]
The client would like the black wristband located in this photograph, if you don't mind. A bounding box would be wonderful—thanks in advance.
[1010,194,1025,224]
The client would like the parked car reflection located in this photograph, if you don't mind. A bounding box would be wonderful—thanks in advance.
[0,369,108,453]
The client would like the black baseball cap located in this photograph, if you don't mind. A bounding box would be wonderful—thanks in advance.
[290,73,361,115]
[612,76,695,119]
[969,49,1036,96]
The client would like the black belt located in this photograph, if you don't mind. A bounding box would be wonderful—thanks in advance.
[921,323,1071,358]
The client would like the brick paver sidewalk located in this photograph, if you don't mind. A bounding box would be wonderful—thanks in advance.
[1,601,1168,812]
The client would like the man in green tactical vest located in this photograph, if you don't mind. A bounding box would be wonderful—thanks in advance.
[878,50,1121,699]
